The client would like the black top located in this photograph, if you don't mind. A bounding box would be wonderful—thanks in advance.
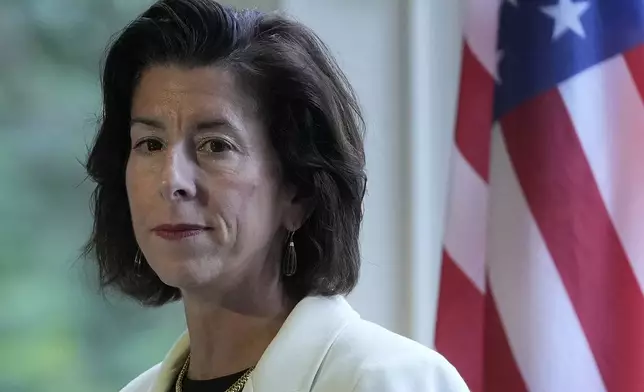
[170,368,250,392]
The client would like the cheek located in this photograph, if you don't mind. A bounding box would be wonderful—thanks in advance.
[125,160,152,225]
[213,176,259,215]
[213,174,277,230]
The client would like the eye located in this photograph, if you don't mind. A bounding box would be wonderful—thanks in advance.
[197,138,236,154]
[133,138,164,153]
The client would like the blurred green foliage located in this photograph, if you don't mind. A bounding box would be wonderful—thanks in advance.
[0,1,190,391]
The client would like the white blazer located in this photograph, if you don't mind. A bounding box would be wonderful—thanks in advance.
[120,295,470,392]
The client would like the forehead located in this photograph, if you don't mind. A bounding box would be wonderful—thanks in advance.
[131,64,253,119]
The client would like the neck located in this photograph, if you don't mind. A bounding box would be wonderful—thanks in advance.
[181,278,294,380]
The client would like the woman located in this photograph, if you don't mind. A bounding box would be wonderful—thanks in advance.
[84,0,470,391]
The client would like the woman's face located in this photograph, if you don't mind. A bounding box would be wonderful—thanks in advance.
[126,65,299,293]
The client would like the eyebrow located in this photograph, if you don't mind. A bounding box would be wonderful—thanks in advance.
[130,117,164,129]
[130,117,239,133]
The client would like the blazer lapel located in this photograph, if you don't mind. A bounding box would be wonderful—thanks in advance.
[246,295,358,392]
[152,295,357,392]
[149,332,190,392]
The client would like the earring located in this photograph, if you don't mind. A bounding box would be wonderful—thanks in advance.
[283,231,297,277]
[134,250,143,275]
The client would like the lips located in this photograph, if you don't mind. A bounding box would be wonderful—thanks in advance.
[152,224,211,240]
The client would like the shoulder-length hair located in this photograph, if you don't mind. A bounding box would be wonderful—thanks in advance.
[84,0,367,306]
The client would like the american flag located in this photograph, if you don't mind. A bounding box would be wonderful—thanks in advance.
[434,0,644,391]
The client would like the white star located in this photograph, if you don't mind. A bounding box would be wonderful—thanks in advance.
[540,0,591,41]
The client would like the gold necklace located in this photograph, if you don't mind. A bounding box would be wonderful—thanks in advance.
[175,353,255,392]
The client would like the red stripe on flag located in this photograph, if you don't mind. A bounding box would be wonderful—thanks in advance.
[500,89,644,392]
[435,250,484,392]
[623,44,644,102]
[454,43,495,182]
[484,287,528,392]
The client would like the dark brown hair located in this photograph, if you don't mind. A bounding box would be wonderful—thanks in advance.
[84,0,367,305]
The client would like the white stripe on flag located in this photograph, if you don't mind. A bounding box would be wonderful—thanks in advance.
[487,124,606,392]
[463,0,501,79]
[559,55,644,295]
[444,145,487,292]
[443,145,488,292]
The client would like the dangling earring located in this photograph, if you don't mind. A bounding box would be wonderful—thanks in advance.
[283,231,297,277]
[134,250,143,276]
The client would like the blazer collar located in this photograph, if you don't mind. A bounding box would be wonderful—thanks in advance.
[150,295,358,392]
[149,330,189,392]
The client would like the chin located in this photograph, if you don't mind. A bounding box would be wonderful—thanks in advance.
[150,255,225,290]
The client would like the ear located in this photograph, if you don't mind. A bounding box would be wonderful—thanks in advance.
[281,184,311,232]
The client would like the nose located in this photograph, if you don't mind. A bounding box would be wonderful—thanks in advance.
[160,144,197,202]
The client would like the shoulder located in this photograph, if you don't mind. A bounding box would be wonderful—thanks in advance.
[119,363,162,392]
[314,318,470,392]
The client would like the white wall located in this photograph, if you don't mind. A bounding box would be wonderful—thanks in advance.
[223,0,464,347]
